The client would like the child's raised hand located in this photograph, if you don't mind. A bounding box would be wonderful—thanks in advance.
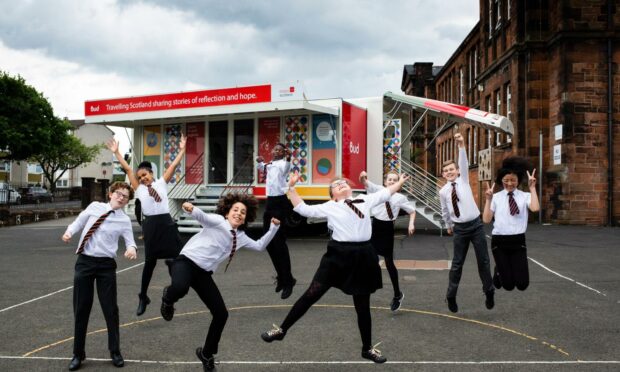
[182,202,194,213]
[288,171,300,187]
[179,133,187,150]
[359,171,367,184]
[62,232,72,243]
[106,138,119,153]
[527,169,537,188]
[485,182,495,200]
[271,217,281,226]
[454,133,464,145]
[256,155,264,163]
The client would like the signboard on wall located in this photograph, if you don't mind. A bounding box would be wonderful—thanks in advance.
[311,114,336,183]
[257,117,281,183]
[341,102,367,189]
[143,126,161,178]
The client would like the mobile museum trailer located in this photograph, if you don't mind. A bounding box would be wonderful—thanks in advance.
[85,82,513,232]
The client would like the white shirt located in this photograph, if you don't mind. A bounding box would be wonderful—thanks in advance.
[179,208,280,272]
[135,177,169,216]
[366,180,416,221]
[490,189,532,235]
[257,158,291,196]
[65,202,136,258]
[294,188,391,242]
[439,147,481,228]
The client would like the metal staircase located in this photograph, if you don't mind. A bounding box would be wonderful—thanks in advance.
[397,156,446,233]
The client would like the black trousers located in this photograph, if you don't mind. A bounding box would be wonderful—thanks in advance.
[491,234,529,291]
[73,254,119,356]
[163,256,228,356]
[263,195,294,284]
[446,217,493,298]
[370,218,400,296]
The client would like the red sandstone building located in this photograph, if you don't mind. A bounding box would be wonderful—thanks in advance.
[402,0,619,226]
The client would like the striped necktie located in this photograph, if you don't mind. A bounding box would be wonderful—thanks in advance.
[508,192,519,216]
[224,229,237,272]
[76,210,114,254]
[451,182,461,218]
[385,201,394,220]
[344,199,365,219]
[261,162,272,183]
[148,184,162,202]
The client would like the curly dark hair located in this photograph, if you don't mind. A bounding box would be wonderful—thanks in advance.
[215,193,258,230]
[495,157,532,186]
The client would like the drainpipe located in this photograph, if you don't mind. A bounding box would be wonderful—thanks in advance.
[607,0,614,226]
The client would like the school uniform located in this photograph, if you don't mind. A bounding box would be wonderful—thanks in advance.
[439,147,493,299]
[366,180,415,299]
[489,189,531,291]
[64,202,136,358]
[135,177,182,300]
[275,188,391,351]
[163,208,279,356]
[256,159,296,289]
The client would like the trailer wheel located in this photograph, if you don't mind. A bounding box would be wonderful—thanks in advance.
[285,211,306,228]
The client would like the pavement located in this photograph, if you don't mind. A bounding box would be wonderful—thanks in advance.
[0,216,619,371]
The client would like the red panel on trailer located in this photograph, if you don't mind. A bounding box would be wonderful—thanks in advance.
[341,102,367,189]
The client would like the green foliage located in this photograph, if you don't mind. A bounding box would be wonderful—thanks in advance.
[0,71,60,160]
[30,119,102,192]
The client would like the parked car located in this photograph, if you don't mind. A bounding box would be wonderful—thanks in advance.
[22,186,54,204]
[0,183,22,205]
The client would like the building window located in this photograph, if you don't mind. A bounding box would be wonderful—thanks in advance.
[459,68,464,104]
[468,54,473,89]
[0,161,9,172]
[474,48,478,78]
[506,84,512,143]
[56,179,68,188]
[473,128,478,164]
[488,0,493,38]
[496,0,502,28]
[467,128,472,163]
[507,0,511,20]
[496,90,502,145]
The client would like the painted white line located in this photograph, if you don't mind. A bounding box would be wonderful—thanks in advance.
[484,234,607,297]
[0,262,144,314]
[0,356,619,365]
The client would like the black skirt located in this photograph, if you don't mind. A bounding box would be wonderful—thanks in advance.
[142,213,183,260]
[311,240,382,295]
[491,233,526,251]
[370,218,395,257]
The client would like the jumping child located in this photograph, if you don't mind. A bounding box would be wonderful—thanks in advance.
[160,193,280,371]
[62,182,137,371]
[107,136,185,316]
[483,157,539,291]
[359,170,416,312]
[261,171,408,363]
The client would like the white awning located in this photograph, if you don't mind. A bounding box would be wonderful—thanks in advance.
[85,100,339,126]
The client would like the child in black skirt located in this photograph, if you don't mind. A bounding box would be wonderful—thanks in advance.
[360,170,416,312]
[161,193,280,371]
[107,136,186,316]
[483,157,539,291]
[261,171,408,363]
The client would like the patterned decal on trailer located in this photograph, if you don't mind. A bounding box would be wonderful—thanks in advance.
[383,119,401,174]
[164,124,183,184]
[284,116,309,184]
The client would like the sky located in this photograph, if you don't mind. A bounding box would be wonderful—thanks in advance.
[0,0,479,152]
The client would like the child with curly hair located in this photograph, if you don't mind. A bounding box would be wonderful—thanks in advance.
[160,193,280,371]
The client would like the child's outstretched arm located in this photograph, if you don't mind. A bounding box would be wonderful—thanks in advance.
[106,138,139,190]
[527,169,540,212]
[163,133,187,183]
[482,182,495,223]
[286,171,303,207]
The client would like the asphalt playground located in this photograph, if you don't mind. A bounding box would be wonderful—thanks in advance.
[0,217,618,371]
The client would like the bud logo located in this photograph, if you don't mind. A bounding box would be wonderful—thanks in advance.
[349,141,359,154]
[90,105,100,112]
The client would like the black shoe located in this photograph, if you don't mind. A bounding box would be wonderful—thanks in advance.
[261,324,286,342]
[361,344,387,363]
[195,347,215,371]
[136,295,150,316]
[447,297,458,313]
[485,291,495,310]
[110,351,124,368]
[161,287,175,321]
[274,277,283,293]
[68,353,85,371]
[390,292,404,312]
[280,278,296,300]
[493,267,502,289]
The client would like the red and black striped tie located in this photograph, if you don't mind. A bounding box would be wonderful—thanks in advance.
[76,210,114,254]
[148,184,162,202]
[451,182,461,218]
[345,199,365,219]
[508,192,519,216]
[385,201,394,220]
[261,162,272,183]
[224,229,237,272]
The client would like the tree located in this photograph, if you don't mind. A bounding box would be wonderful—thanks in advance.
[0,72,61,161]
[30,120,102,192]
